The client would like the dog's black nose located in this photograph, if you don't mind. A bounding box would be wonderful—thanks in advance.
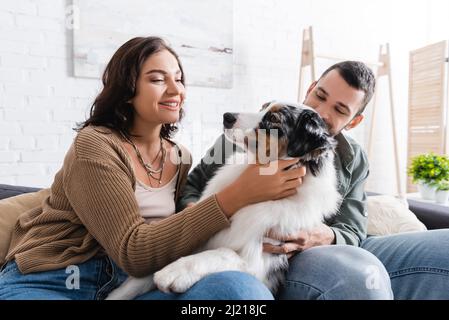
[223,113,237,129]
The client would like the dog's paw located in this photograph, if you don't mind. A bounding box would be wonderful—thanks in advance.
[154,257,203,293]
[154,248,247,294]
[106,276,155,300]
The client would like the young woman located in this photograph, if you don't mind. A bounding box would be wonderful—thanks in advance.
[0,37,304,300]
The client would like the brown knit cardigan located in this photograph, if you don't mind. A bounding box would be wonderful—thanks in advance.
[6,126,230,277]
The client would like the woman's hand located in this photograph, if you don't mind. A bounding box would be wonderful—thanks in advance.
[216,158,306,217]
[238,159,306,203]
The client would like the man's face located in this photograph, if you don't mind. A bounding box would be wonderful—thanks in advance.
[303,69,366,136]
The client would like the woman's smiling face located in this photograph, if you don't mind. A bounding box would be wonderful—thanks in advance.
[131,49,186,127]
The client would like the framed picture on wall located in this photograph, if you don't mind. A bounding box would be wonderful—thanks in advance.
[72,0,234,88]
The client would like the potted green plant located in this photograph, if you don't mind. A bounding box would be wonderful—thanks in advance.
[435,180,449,204]
[407,153,449,200]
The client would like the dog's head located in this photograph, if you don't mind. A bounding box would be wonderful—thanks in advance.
[223,101,336,175]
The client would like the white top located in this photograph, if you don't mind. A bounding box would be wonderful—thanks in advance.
[135,168,179,222]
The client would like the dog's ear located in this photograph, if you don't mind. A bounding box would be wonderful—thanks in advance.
[260,100,276,111]
[287,110,331,158]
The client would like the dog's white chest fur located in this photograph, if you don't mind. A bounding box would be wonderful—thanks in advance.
[198,154,341,285]
[106,152,341,299]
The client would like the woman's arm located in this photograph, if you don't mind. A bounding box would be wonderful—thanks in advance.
[65,155,231,278]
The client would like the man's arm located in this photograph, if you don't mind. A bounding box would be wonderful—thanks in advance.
[178,134,238,210]
[328,145,369,247]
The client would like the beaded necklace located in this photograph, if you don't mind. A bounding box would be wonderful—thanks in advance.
[122,134,166,186]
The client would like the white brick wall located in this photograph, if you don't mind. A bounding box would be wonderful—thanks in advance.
[0,0,448,191]
[0,151,20,163]
[35,135,58,150]
[0,0,97,187]
[0,122,21,135]
[1,0,38,15]
[9,136,35,150]
[0,137,9,150]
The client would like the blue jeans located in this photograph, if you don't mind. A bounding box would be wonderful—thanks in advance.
[0,256,273,300]
[278,229,449,300]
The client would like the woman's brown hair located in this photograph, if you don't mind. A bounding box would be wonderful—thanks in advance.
[76,36,185,139]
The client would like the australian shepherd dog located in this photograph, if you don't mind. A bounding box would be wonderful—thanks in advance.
[107,101,342,299]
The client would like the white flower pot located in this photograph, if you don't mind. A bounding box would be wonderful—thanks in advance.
[435,190,449,204]
[417,182,436,200]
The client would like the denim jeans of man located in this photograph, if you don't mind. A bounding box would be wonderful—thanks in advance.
[0,256,273,300]
[277,229,449,300]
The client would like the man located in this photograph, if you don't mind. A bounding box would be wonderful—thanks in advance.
[179,61,449,299]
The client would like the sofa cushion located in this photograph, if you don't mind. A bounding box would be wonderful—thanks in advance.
[367,195,427,236]
[0,189,50,265]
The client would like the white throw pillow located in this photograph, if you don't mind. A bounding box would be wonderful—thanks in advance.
[367,195,427,236]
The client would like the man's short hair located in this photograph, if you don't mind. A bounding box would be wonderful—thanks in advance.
[320,61,375,115]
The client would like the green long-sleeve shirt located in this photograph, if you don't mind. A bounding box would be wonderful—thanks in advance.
[178,133,370,246]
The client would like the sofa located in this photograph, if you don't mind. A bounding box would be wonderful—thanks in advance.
[1,184,449,230]
[1,182,449,272]
[0,184,41,201]
[405,197,449,229]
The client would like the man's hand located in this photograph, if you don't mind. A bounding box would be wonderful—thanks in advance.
[263,224,335,258]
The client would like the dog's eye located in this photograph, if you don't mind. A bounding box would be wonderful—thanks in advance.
[269,113,281,123]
